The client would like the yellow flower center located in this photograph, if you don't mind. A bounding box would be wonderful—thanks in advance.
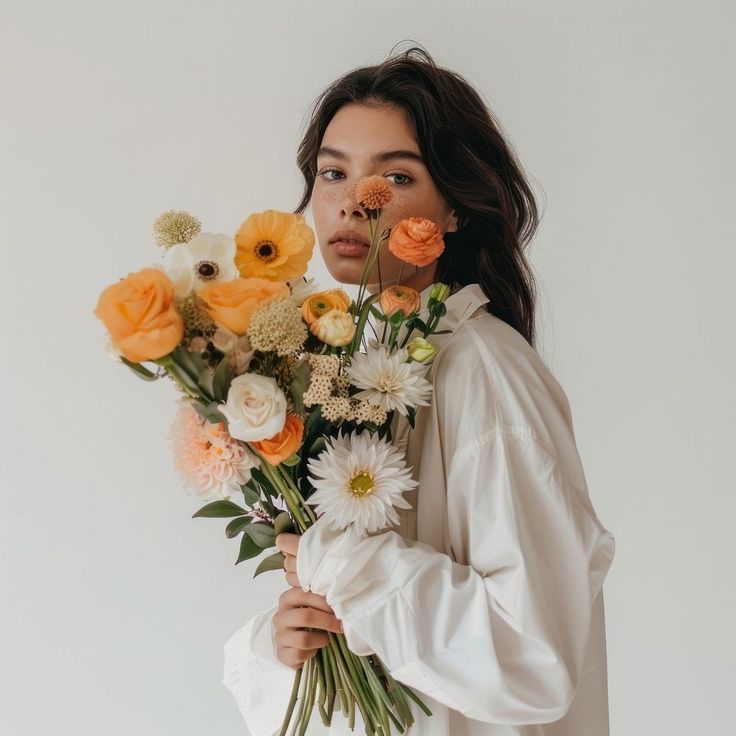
[349,471,374,496]
[254,240,278,262]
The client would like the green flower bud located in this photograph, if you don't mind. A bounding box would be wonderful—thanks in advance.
[407,336,438,363]
[429,282,450,303]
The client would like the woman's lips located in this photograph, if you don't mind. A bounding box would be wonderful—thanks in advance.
[331,240,370,257]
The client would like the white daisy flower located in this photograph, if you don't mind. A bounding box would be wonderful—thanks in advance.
[345,342,433,417]
[163,231,239,297]
[306,429,418,535]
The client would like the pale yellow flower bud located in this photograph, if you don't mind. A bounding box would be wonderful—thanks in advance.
[407,336,438,363]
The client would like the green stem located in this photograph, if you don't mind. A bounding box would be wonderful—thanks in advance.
[154,354,202,399]
[348,292,382,356]
[278,667,303,736]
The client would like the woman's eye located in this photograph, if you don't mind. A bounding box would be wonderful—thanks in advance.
[317,169,412,185]
[318,168,344,181]
[386,172,412,185]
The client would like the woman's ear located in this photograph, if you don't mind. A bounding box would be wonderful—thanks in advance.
[446,209,460,233]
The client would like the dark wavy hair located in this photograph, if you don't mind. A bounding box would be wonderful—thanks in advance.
[293,43,542,347]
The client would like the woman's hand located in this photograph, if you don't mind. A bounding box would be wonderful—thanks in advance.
[275,532,303,589]
[273,532,345,671]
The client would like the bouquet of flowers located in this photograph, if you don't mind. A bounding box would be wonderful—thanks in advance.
[94,175,453,735]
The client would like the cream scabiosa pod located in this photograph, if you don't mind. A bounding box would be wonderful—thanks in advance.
[219,373,286,442]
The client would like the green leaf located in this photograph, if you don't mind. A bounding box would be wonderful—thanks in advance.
[235,533,262,564]
[254,550,285,578]
[259,495,278,516]
[212,356,234,402]
[288,359,311,415]
[192,400,227,424]
[308,436,326,456]
[172,346,201,380]
[192,500,247,518]
[225,515,252,538]
[198,367,215,400]
[244,522,277,547]
[406,406,416,430]
[389,310,405,327]
[412,318,427,332]
[250,466,274,493]
[273,511,293,535]
[369,306,386,321]
[280,453,300,467]
[120,357,161,381]
[241,481,261,506]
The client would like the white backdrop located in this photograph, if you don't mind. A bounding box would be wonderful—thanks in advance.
[2,2,734,735]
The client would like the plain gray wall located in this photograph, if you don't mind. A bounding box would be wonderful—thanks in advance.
[2,1,734,734]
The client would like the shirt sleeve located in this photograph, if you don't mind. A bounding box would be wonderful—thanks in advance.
[222,603,299,736]
[296,429,616,726]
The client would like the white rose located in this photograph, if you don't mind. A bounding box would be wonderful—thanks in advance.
[310,309,356,347]
[219,373,287,442]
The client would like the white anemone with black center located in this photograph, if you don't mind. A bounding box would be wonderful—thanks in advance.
[162,231,239,297]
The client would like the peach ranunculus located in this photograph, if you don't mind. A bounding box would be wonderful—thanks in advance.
[234,210,315,282]
[301,288,352,326]
[94,266,184,363]
[310,309,356,347]
[198,277,289,335]
[251,413,305,466]
[388,217,445,267]
[379,285,421,318]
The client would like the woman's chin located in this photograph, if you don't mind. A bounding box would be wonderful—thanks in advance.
[324,260,365,285]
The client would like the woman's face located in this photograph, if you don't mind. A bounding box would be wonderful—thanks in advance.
[309,101,458,294]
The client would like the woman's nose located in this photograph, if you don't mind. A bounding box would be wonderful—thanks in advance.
[340,184,368,220]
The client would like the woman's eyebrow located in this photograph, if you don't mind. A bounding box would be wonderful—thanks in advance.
[317,146,424,165]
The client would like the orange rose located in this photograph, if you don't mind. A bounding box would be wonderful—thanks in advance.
[198,277,289,335]
[252,413,304,466]
[94,266,183,363]
[301,288,352,326]
[379,285,420,318]
[388,217,445,267]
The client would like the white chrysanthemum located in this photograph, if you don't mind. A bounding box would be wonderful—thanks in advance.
[345,342,433,417]
[163,232,239,297]
[306,429,417,534]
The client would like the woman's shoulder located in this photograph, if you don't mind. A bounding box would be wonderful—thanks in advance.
[430,309,576,458]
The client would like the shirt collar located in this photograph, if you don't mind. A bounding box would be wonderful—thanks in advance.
[364,282,490,350]
[417,281,490,334]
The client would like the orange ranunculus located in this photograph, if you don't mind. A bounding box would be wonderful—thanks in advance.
[235,210,315,282]
[387,217,445,267]
[198,277,289,335]
[379,285,421,318]
[94,266,183,363]
[252,413,305,466]
[301,288,352,325]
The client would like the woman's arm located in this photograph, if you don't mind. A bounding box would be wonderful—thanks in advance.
[296,429,616,726]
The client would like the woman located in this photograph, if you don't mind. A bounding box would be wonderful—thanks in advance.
[223,46,616,736]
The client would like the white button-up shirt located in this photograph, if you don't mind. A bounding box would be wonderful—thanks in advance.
[223,282,616,736]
